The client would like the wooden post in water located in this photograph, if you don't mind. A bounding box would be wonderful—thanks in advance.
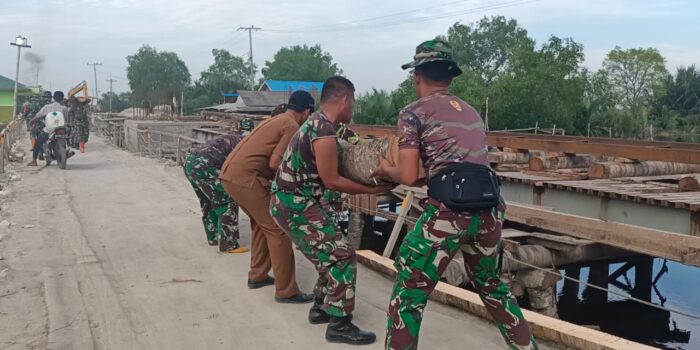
[632,256,654,302]
[584,263,609,307]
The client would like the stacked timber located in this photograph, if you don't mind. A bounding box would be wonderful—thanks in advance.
[588,161,700,179]
[529,155,604,171]
[489,151,547,172]
[489,152,531,164]
[679,175,700,191]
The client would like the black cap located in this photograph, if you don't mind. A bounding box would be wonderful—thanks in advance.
[287,90,315,112]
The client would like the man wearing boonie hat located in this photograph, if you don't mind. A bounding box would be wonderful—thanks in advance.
[373,38,539,350]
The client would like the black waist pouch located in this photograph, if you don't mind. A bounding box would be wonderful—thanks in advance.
[427,163,501,212]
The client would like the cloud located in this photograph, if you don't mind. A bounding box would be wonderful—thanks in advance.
[1,0,698,95]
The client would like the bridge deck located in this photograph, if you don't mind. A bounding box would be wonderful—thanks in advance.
[0,136,555,350]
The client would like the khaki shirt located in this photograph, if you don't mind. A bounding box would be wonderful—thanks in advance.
[220,113,300,188]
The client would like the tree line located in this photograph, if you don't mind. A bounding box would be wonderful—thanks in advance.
[120,44,341,115]
[355,17,699,139]
[120,16,699,139]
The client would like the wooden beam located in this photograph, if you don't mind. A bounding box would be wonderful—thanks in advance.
[346,125,700,164]
[506,203,700,267]
[680,175,700,191]
[488,133,700,164]
[356,250,656,350]
[589,162,700,179]
[529,155,603,171]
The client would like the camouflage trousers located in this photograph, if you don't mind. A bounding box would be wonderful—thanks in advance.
[270,191,357,317]
[183,154,239,244]
[71,119,90,144]
[386,198,537,350]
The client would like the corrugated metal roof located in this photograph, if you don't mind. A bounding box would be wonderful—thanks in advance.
[201,90,321,114]
[263,80,324,93]
[0,75,29,91]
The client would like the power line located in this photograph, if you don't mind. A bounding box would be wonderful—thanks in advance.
[506,256,700,321]
[222,31,248,48]
[96,69,127,81]
[267,0,540,34]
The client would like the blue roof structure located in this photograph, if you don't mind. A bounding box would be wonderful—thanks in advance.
[263,80,324,93]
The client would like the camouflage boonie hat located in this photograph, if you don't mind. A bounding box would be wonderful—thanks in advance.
[401,38,462,77]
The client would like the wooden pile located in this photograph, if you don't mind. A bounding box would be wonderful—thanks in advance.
[489,149,700,186]
[338,138,398,185]
[338,136,426,186]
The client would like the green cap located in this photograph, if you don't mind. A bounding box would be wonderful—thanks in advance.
[401,39,462,76]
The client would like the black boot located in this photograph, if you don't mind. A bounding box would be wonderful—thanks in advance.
[325,315,376,345]
[308,296,330,324]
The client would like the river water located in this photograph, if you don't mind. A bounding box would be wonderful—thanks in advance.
[553,259,700,350]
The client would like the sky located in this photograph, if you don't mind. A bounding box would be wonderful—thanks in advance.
[1,0,699,97]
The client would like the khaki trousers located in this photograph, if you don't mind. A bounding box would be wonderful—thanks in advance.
[223,178,300,298]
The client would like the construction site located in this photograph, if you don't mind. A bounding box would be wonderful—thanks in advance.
[3,1,700,349]
[4,106,681,350]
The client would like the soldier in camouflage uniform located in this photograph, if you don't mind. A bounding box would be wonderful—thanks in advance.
[323,124,363,223]
[28,92,52,150]
[270,77,390,346]
[67,96,90,153]
[373,39,538,350]
[183,133,249,253]
[238,117,254,134]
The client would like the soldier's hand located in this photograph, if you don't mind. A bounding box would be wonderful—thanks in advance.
[368,184,394,194]
[371,156,393,178]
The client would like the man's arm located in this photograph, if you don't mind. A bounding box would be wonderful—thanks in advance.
[374,149,421,186]
[372,108,423,186]
[30,105,48,123]
[313,137,390,195]
[269,127,296,172]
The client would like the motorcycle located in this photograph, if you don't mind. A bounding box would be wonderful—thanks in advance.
[44,126,73,169]
[42,111,73,170]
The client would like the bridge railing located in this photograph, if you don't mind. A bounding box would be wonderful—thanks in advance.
[133,128,203,166]
[0,118,26,174]
[91,114,128,149]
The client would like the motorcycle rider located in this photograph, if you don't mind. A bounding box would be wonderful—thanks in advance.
[28,91,53,150]
[28,91,69,167]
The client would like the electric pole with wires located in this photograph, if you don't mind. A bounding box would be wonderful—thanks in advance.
[238,25,261,89]
[106,74,116,114]
[87,62,102,105]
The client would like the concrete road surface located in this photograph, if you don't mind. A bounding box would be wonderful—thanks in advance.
[0,136,557,349]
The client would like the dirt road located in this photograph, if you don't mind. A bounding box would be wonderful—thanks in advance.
[0,136,546,349]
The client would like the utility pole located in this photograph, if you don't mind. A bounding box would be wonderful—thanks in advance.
[87,62,102,105]
[106,74,116,114]
[484,96,489,131]
[238,25,261,89]
[10,35,31,120]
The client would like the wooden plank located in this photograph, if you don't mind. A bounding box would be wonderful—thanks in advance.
[506,203,700,267]
[383,191,414,257]
[357,250,656,350]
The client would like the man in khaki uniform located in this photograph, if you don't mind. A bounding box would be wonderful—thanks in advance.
[220,91,316,303]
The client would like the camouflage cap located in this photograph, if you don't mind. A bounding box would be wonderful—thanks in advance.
[401,39,462,76]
